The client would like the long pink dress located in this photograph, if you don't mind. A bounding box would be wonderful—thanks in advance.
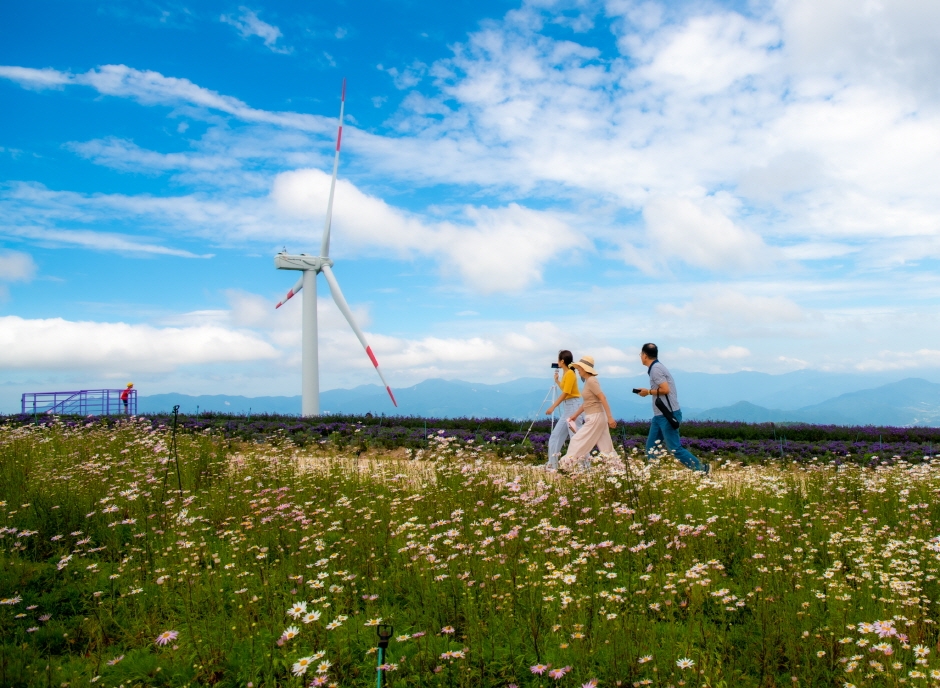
[561,376,613,460]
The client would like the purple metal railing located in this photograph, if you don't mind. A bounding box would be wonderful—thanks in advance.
[21,389,138,416]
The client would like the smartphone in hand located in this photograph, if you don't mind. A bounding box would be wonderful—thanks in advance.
[632,388,642,394]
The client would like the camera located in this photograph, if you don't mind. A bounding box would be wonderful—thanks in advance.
[551,363,560,369]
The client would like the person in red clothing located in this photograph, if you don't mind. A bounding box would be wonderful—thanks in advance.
[121,383,133,414]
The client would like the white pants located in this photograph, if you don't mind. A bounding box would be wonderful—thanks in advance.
[547,397,583,468]
[562,412,614,462]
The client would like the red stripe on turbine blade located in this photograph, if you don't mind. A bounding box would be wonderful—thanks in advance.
[336,126,342,151]
[365,346,379,368]
[275,289,296,309]
[386,387,398,407]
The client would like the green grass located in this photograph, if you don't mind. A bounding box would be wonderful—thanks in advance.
[2,418,940,687]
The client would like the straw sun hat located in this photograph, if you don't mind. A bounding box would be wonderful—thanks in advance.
[569,356,597,376]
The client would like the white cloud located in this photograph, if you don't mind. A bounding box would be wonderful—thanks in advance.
[202,291,636,388]
[270,168,581,291]
[629,12,780,94]
[344,0,940,273]
[779,242,857,261]
[0,249,36,282]
[65,130,326,190]
[0,249,36,301]
[378,61,428,90]
[2,181,271,244]
[0,64,327,131]
[11,43,935,280]
[4,226,212,258]
[657,288,805,335]
[855,349,940,373]
[4,172,578,291]
[164,291,572,388]
[777,0,940,97]
[0,65,71,89]
[220,7,291,54]
[639,196,771,272]
[667,345,753,373]
[0,316,278,372]
[66,137,242,174]
[436,205,579,291]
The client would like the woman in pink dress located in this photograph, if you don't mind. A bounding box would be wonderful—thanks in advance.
[559,356,616,468]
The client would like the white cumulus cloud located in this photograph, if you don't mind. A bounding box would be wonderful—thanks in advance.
[270,168,581,292]
[0,316,278,373]
[657,288,806,337]
[639,196,771,272]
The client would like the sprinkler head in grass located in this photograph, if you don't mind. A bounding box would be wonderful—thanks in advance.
[377,624,393,650]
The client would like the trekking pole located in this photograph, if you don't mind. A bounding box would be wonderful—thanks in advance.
[376,623,393,688]
[521,384,556,446]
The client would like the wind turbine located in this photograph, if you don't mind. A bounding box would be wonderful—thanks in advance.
[274,80,397,416]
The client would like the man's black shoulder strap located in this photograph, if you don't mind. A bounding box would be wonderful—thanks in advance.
[649,361,674,412]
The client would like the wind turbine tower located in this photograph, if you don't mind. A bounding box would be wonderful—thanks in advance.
[275,80,397,416]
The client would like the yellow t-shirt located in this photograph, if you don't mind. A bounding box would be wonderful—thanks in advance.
[560,368,581,398]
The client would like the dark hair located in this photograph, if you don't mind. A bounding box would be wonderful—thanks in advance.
[641,343,658,360]
[557,350,573,367]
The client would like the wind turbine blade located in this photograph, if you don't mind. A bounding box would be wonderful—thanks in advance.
[319,78,346,260]
[320,264,398,407]
[275,275,305,309]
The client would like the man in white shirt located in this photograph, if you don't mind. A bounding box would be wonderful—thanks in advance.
[638,343,708,473]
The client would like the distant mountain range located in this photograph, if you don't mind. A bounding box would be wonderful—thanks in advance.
[690,378,940,426]
[137,371,940,427]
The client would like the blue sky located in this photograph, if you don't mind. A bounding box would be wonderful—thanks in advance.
[2,0,940,411]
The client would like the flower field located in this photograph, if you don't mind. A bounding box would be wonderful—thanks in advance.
[6,412,940,465]
[3,418,940,687]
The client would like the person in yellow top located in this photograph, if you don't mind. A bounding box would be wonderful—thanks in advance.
[542,350,583,469]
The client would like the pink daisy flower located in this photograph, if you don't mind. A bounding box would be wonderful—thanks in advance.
[155,630,179,646]
[531,664,550,675]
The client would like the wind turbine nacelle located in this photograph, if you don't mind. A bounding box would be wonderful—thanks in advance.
[274,254,333,272]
